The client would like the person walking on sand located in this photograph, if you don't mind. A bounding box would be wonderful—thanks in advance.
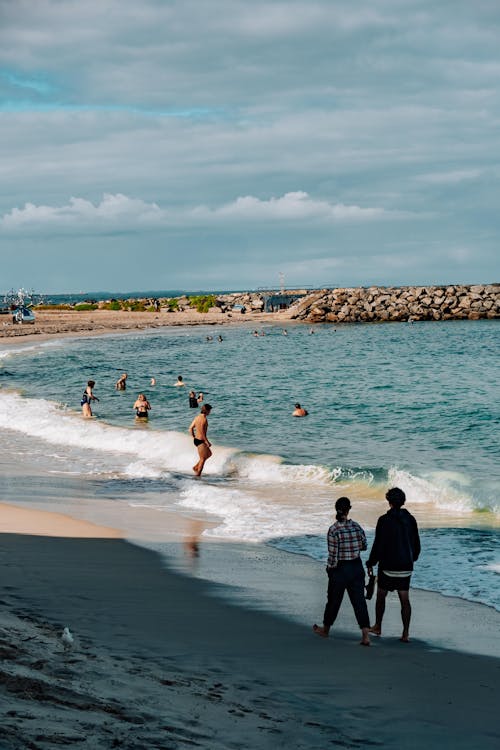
[133,393,151,421]
[366,487,421,643]
[115,373,127,390]
[313,497,371,646]
[189,404,212,477]
[81,380,99,418]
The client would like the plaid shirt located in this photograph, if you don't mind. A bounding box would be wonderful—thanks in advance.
[327,519,367,568]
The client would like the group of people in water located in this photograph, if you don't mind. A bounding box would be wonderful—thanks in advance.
[80,371,213,477]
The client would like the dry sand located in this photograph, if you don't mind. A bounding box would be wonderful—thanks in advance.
[0,308,292,345]
[0,504,499,749]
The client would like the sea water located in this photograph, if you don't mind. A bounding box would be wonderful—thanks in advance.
[0,319,498,610]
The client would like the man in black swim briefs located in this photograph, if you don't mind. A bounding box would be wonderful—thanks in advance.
[189,404,212,477]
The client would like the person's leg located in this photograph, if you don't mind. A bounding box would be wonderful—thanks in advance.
[314,568,346,637]
[193,444,212,477]
[397,590,412,641]
[369,587,388,635]
[346,562,371,645]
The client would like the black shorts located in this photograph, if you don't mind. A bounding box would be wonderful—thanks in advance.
[378,572,411,592]
[193,438,204,447]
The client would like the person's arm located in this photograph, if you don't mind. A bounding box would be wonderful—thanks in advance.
[411,518,421,562]
[326,527,338,569]
[366,519,381,572]
[189,418,196,437]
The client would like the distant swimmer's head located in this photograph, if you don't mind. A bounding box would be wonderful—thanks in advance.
[386,487,406,508]
[177,375,183,381]
[295,403,301,409]
[335,496,352,521]
[88,380,95,387]
[201,404,212,414]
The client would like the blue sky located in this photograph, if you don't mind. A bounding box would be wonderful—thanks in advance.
[0,0,499,293]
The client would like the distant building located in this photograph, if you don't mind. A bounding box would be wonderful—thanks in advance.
[262,292,305,312]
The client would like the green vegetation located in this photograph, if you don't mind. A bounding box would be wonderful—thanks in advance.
[189,294,217,313]
[102,300,123,311]
[74,303,98,311]
[166,298,179,311]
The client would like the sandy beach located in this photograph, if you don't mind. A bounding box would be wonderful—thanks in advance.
[0,308,292,344]
[0,503,499,749]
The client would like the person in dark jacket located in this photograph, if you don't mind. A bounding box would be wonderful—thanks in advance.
[366,487,420,642]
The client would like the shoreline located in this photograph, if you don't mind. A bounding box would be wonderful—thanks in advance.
[0,504,499,748]
[0,308,294,345]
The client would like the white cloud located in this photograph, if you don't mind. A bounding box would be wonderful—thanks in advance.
[1,194,162,230]
[1,191,402,232]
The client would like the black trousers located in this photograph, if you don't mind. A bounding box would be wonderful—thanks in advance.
[323,558,370,630]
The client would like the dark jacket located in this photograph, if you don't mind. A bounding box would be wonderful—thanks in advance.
[366,507,420,572]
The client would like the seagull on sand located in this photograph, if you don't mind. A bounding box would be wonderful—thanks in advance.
[61,626,74,650]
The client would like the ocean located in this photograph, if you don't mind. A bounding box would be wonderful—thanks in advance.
[0,319,498,611]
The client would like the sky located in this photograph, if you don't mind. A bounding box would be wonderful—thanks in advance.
[0,0,499,293]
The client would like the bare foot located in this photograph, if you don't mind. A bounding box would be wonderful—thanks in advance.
[400,634,410,642]
[360,640,371,646]
[360,627,371,646]
[368,625,381,636]
[312,624,329,638]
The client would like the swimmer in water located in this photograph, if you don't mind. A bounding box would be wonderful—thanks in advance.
[293,402,308,417]
[81,380,99,418]
[133,393,151,420]
[175,375,186,387]
[115,373,128,390]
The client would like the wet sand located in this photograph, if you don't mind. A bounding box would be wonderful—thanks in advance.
[0,503,499,749]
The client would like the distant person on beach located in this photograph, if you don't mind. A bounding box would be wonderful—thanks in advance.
[133,393,151,420]
[366,487,421,643]
[188,390,198,408]
[115,373,127,390]
[313,497,371,646]
[189,404,212,477]
[175,375,186,387]
[81,380,99,418]
[293,403,308,417]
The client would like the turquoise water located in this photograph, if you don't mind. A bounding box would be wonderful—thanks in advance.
[0,319,499,609]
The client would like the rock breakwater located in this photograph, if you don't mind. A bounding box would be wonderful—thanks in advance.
[288,284,499,324]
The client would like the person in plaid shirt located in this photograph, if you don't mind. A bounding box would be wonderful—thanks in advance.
[313,497,371,646]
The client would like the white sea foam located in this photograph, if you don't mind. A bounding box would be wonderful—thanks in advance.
[0,390,234,475]
[388,467,493,514]
[177,480,329,542]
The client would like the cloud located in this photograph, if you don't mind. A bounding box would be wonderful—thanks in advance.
[0,191,404,232]
[1,194,162,230]
[416,169,483,184]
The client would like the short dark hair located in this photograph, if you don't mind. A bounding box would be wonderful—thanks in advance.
[88,380,95,387]
[295,403,301,408]
[201,404,212,414]
[386,487,406,508]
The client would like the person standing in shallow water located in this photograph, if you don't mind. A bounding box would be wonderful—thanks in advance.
[189,404,212,477]
[188,390,198,408]
[81,380,99,418]
[366,487,421,642]
[313,497,371,646]
[115,373,127,390]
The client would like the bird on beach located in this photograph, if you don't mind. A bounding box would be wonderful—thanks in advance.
[61,626,74,651]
